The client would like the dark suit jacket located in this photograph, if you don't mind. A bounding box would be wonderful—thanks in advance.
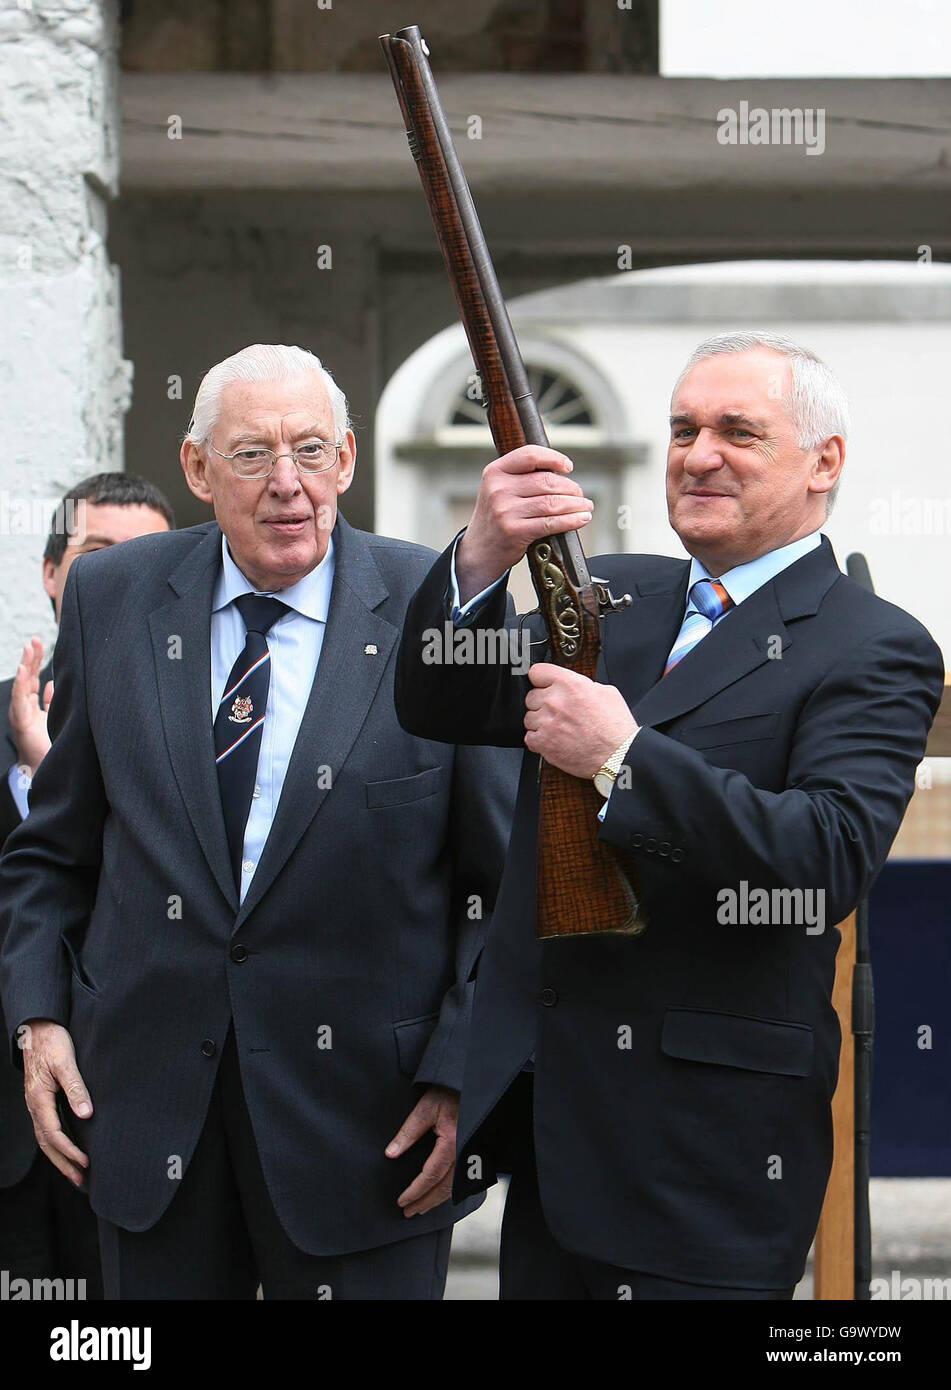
[0,518,519,1253]
[0,662,52,1187]
[394,536,944,1288]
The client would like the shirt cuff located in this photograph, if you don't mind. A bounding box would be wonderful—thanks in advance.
[7,761,30,820]
[448,534,509,626]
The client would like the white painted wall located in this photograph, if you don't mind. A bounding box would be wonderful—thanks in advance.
[0,0,129,674]
[661,0,951,77]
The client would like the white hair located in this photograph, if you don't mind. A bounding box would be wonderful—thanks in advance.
[675,331,850,508]
[184,344,350,448]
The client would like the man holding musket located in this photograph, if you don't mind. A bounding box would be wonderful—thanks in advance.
[395,331,943,1299]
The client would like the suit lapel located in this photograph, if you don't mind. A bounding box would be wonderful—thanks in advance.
[600,565,690,702]
[233,518,396,928]
[632,583,789,728]
[148,524,237,911]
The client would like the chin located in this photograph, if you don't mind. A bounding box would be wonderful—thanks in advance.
[269,544,316,569]
[675,517,728,549]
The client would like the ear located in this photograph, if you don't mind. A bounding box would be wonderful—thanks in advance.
[335,428,357,497]
[41,557,57,603]
[181,439,214,505]
[808,435,845,498]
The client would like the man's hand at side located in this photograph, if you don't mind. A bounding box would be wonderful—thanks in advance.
[386,1085,460,1217]
[455,447,593,604]
[22,1018,92,1187]
[524,663,638,778]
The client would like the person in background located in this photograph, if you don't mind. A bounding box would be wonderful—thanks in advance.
[0,472,174,1298]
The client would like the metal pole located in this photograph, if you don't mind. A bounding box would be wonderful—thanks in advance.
[846,551,876,1301]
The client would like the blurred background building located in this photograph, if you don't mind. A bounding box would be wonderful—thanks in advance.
[1,0,948,1298]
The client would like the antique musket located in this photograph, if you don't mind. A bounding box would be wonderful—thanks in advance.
[381,24,645,938]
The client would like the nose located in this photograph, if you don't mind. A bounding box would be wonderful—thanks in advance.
[267,452,302,495]
[682,427,725,476]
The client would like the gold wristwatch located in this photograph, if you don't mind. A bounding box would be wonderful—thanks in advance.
[593,731,637,799]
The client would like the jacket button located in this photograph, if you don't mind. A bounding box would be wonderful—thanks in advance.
[540,987,558,1007]
[200,1039,217,1058]
[658,842,670,857]
[631,833,644,848]
[230,943,249,963]
[670,848,685,863]
[645,837,657,853]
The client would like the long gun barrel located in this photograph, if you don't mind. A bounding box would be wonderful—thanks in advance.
[381,25,644,938]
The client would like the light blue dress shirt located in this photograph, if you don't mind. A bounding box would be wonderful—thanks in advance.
[211,534,336,903]
[7,762,30,820]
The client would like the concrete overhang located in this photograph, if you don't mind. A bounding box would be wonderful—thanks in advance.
[120,73,951,194]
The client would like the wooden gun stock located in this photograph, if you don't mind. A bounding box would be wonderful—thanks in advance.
[381,25,644,939]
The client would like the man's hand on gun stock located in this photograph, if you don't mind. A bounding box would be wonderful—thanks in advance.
[525,666,638,780]
[21,1018,92,1187]
[456,445,639,777]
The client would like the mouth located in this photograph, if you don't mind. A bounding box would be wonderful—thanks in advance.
[262,516,311,533]
[683,490,733,500]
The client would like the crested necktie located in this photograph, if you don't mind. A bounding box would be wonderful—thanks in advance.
[664,578,733,676]
[214,593,288,887]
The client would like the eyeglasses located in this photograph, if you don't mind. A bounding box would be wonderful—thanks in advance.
[209,440,344,479]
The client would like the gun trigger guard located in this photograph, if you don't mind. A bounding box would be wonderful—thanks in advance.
[517,609,549,649]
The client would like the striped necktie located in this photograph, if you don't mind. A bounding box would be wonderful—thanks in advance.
[214,593,288,887]
[663,579,733,676]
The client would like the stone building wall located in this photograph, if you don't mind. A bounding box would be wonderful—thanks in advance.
[0,0,129,672]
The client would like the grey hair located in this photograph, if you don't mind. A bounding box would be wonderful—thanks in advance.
[184,344,351,449]
[675,331,850,509]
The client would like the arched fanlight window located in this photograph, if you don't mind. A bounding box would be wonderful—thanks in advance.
[447,365,596,428]
[381,334,644,608]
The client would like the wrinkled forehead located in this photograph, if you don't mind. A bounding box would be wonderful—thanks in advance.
[216,373,333,434]
[671,350,793,419]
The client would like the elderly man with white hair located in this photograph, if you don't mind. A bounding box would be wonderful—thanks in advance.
[0,344,519,1299]
[395,331,944,1299]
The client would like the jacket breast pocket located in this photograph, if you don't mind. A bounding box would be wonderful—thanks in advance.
[675,712,780,750]
[661,1007,814,1077]
[366,766,442,809]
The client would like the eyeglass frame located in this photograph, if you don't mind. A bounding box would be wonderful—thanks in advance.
[208,439,346,479]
